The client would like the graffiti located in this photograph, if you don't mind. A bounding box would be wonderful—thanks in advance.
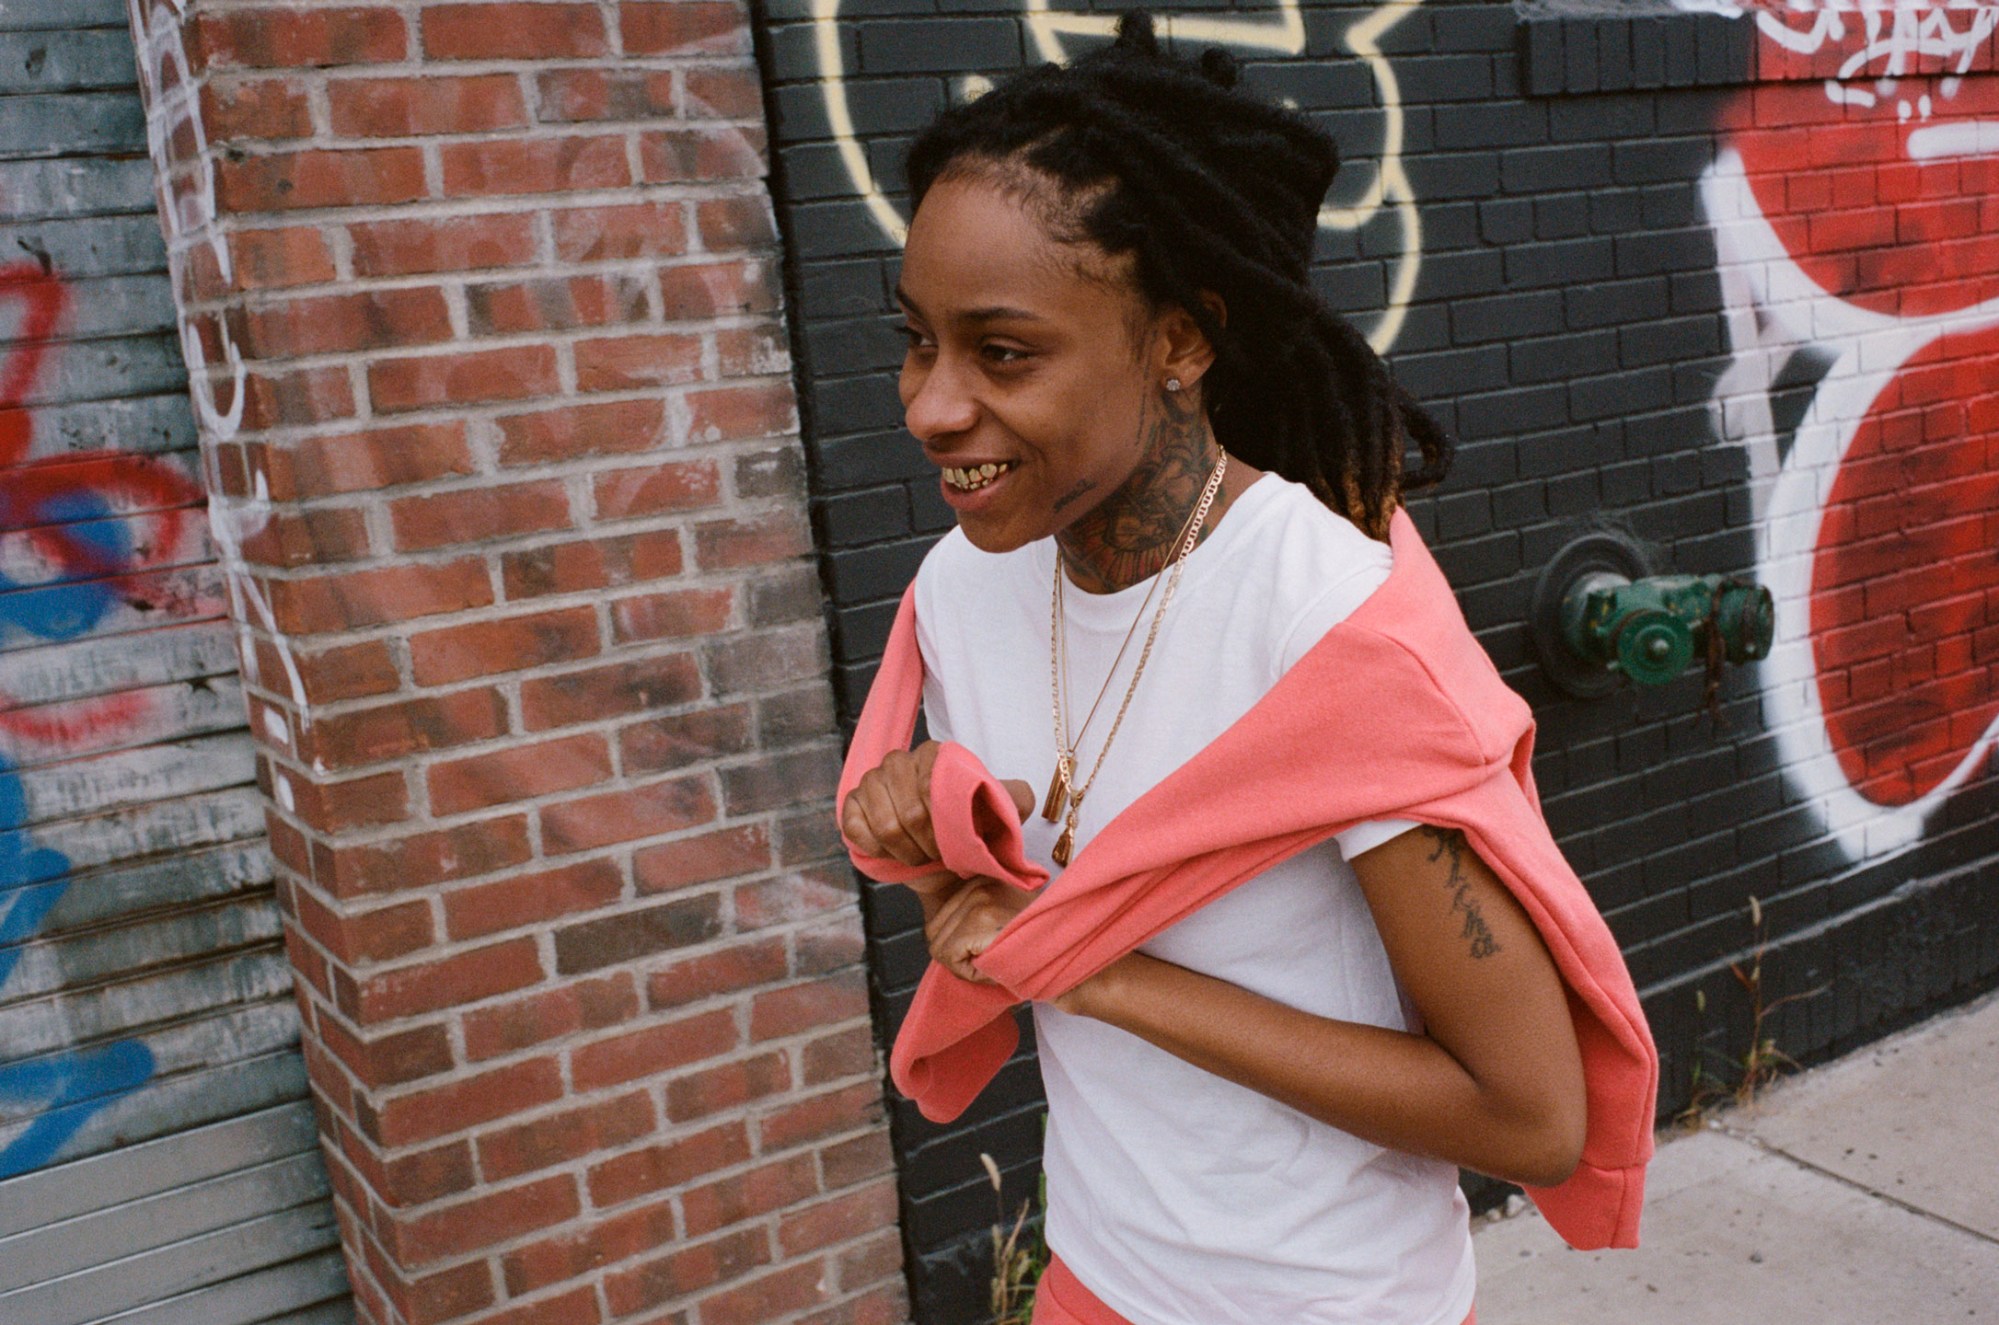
[127,0,312,737]
[1697,1,1999,858]
[809,0,1427,352]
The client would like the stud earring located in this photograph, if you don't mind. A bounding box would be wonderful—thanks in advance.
[1165,377,1183,393]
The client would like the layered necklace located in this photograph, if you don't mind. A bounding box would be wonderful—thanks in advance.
[1042,451,1229,866]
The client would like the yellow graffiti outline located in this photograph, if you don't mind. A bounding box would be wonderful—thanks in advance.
[808,0,1426,353]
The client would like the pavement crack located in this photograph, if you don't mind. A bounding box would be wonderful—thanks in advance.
[1720,1127,1999,1249]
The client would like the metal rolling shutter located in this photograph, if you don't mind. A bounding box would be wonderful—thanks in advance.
[0,3,352,1320]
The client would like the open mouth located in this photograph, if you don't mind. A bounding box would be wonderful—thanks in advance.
[942,462,1015,492]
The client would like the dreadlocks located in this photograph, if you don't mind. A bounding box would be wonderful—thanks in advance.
[903,12,1449,540]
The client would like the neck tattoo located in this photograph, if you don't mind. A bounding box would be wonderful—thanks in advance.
[1058,385,1227,594]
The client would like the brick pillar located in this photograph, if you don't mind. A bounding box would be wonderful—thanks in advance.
[126,3,903,1321]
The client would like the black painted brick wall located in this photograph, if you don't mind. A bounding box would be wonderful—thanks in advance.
[752,1,1999,1318]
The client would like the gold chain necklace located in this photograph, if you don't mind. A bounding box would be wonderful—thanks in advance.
[1043,451,1228,865]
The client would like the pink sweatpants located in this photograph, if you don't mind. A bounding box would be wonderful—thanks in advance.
[1031,1255,1476,1325]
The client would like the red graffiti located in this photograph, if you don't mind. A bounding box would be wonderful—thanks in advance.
[1810,324,1999,805]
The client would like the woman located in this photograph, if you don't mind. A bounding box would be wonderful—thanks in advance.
[839,17,1652,1324]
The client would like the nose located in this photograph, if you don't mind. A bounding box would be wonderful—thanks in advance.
[900,352,979,445]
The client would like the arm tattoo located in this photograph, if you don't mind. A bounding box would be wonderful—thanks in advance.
[1421,826,1501,960]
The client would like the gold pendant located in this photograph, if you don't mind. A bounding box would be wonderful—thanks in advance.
[1051,825,1075,867]
[1040,759,1070,822]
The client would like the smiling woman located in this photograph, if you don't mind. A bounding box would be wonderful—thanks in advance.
[837,14,1653,1325]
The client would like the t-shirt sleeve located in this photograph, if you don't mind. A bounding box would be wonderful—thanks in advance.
[913,559,954,745]
[1277,527,1403,858]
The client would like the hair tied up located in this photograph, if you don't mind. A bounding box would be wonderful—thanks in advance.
[1112,12,1239,89]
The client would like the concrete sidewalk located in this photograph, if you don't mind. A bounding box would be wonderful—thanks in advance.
[1475,990,1999,1324]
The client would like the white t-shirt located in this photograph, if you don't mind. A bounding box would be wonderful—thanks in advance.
[912,474,1477,1325]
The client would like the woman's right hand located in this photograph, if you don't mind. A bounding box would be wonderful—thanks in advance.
[840,741,1035,911]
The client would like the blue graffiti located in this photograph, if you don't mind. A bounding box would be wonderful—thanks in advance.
[0,490,126,644]
[0,754,155,1179]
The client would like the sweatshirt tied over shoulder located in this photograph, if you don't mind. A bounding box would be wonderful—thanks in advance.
[838,510,1659,1252]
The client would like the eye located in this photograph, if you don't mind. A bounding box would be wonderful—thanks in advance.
[895,324,935,353]
[980,341,1031,366]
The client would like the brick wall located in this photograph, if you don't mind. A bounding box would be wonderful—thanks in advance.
[127,2,904,1322]
[755,0,1999,1318]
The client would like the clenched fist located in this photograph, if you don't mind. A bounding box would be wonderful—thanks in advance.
[841,741,1034,913]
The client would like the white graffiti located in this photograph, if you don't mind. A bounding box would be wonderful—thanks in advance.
[809,0,1427,353]
[127,0,310,731]
[1674,0,1999,111]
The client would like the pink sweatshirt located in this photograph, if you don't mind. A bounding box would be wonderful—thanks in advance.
[838,510,1657,1251]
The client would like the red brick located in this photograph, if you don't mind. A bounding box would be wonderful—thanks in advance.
[441,135,631,197]
[501,1199,676,1296]
[289,884,434,966]
[387,1174,581,1265]
[266,557,492,634]
[592,458,722,519]
[819,1129,894,1192]
[476,1091,656,1182]
[239,364,356,430]
[794,917,867,978]
[350,213,539,276]
[758,1081,883,1152]
[535,67,676,123]
[365,1057,565,1147]
[297,689,510,769]
[553,203,687,262]
[429,737,616,821]
[234,506,373,568]
[369,345,560,413]
[520,654,703,730]
[386,1259,494,1325]
[230,226,337,289]
[620,2,750,55]
[611,585,734,644]
[315,1015,454,1089]
[717,325,788,376]
[693,510,810,571]
[695,1260,832,1325]
[409,605,600,684]
[658,259,778,322]
[569,1006,736,1091]
[777,1181,898,1257]
[217,147,426,213]
[620,705,754,780]
[338,1119,476,1207]
[328,74,529,137]
[683,66,764,120]
[469,274,651,336]
[819,1268,906,1323]
[281,768,411,834]
[460,972,639,1059]
[646,935,786,1010]
[193,7,410,68]
[696,195,776,251]
[801,1024,876,1087]
[541,775,718,853]
[341,936,544,1022]
[573,332,703,392]
[502,529,685,600]
[640,124,767,183]
[240,287,454,359]
[682,381,797,443]
[603,1227,769,1317]
[271,422,477,499]
[751,971,868,1042]
[390,479,574,553]
[680,1153,819,1239]
[553,894,722,976]
[734,867,854,931]
[467,1285,602,1325]
[585,1121,749,1208]
[495,398,667,467]
[422,3,611,60]
[201,78,313,142]
[666,1048,790,1123]
[633,822,769,893]
[315,817,535,899]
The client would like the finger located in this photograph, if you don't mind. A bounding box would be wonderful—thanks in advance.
[857,778,934,867]
[1001,779,1035,821]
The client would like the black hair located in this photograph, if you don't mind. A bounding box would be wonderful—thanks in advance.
[903,12,1449,539]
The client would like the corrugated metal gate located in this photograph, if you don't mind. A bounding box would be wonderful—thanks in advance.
[0,3,353,1320]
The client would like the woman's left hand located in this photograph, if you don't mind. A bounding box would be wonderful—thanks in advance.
[925,877,1035,984]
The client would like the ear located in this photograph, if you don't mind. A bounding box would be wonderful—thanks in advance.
[1154,292,1224,394]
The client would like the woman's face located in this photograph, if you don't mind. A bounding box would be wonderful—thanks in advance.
[896,173,1181,554]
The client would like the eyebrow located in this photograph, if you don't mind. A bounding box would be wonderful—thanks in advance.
[893,285,1046,324]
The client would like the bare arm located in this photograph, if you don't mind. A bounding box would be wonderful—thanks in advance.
[949,824,1586,1187]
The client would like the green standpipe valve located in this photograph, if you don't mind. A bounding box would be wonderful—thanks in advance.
[1529,532,1774,699]
[1561,573,1774,687]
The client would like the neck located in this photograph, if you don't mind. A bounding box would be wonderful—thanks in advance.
[1057,388,1229,594]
